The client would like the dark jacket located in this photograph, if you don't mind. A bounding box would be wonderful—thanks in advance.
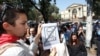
[67,42,87,56]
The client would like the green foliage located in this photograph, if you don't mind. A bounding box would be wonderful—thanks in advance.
[0,0,59,23]
[93,0,100,16]
[48,4,59,14]
[86,0,100,16]
[47,4,59,21]
[0,0,33,13]
[28,8,41,22]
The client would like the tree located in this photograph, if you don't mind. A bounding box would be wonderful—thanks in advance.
[28,3,59,23]
[85,0,93,48]
[92,0,100,18]
[28,8,41,22]
[29,0,57,23]
[48,4,59,14]
[0,0,57,23]
[0,0,33,15]
[48,4,59,22]
[86,0,100,18]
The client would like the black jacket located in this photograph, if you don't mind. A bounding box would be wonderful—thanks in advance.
[67,42,87,56]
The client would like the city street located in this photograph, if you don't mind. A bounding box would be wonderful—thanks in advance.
[87,45,96,56]
[88,48,96,56]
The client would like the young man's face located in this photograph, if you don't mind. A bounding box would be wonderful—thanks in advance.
[9,13,28,37]
[30,28,36,36]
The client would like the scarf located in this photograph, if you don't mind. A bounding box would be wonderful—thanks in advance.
[0,34,19,46]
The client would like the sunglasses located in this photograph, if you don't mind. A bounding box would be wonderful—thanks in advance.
[0,2,14,22]
[0,2,23,23]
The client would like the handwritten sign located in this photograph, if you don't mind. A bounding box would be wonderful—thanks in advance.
[41,23,60,50]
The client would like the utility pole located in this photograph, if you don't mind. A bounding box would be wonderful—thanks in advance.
[85,0,93,48]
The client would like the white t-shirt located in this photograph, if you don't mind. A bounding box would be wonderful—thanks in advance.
[52,43,69,56]
[0,39,38,56]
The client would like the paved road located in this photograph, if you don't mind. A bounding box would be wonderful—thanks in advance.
[87,48,96,56]
[87,44,97,56]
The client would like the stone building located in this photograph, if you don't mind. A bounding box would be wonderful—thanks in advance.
[60,3,87,22]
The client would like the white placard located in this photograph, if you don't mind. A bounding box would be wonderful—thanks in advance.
[41,23,60,50]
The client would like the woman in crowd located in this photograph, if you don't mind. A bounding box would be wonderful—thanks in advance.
[0,4,56,56]
[77,26,85,43]
[67,33,87,56]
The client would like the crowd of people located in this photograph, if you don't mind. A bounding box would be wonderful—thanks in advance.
[0,3,100,56]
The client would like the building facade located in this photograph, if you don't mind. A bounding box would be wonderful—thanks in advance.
[60,3,87,22]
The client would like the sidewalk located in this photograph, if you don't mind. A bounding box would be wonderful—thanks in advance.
[87,48,96,56]
[87,44,96,56]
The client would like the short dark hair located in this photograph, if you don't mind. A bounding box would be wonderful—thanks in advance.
[0,4,26,34]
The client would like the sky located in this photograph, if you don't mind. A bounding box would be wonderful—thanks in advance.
[55,0,87,12]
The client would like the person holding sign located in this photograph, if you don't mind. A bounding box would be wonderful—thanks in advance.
[0,4,56,56]
[41,23,69,56]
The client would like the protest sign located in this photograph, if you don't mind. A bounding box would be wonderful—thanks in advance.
[41,23,60,50]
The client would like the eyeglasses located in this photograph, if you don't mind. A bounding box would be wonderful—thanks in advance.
[0,2,24,22]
